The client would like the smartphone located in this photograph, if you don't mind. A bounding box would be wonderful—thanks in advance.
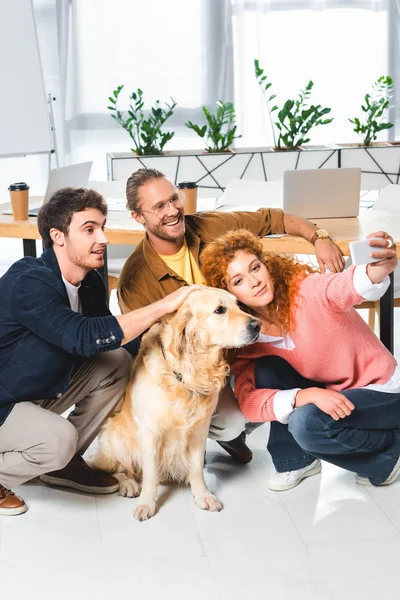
[349,238,382,266]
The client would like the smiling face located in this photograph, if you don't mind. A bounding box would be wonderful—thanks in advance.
[131,177,185,252]
[225,250,275,309]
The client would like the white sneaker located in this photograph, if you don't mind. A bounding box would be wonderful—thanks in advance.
[356,456,400,486]
[267,459,321,491]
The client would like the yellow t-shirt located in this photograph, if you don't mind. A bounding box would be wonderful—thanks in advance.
[160,239,205,285]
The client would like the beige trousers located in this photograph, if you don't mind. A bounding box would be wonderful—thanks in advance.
[209,383,246,442]
[0,349,131,489]
[0,352,244,490]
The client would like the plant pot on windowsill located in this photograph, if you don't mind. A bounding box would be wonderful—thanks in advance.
[336,141,396,148]
[337,142,400,189]
[107,144,340,195]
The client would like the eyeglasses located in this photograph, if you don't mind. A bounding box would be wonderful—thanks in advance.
[138,192,186,218]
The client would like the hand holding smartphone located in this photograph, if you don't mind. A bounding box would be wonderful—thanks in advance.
[349,238,382,266]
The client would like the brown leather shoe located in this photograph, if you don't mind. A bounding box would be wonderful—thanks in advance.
[40,455,119,494]
[0,484,27,516]
[217,431,253,464]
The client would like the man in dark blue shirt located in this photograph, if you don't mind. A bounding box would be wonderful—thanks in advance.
[0,187,200,516]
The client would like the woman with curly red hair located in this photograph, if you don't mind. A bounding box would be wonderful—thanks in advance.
[200,228,400,491]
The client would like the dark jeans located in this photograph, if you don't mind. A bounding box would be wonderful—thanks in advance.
[255,356,400,485]
[255,356,324,472]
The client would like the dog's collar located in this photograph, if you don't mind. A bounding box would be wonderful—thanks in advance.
[159,338,183,383]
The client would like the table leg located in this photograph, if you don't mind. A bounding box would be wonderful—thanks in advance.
[379,272,394,354]
[97,247,109,303]
[23,239,37,258]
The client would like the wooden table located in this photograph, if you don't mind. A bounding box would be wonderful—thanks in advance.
[1,208,399,352]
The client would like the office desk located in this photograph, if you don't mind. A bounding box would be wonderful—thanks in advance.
[0,208,399,353]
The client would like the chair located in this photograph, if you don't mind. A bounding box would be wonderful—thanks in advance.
[355,184,400,329]
[221,179,283,210]
[88,180,136,300]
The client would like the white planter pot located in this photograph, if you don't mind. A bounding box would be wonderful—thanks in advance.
[338,144,400,190]
[107,146,340,197]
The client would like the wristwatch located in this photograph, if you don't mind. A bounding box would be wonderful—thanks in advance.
[311,229,330,245]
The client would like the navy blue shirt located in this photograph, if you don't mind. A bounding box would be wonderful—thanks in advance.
[0,248,140,425]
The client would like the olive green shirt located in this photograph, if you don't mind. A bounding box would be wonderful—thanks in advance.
[118,208,285,313]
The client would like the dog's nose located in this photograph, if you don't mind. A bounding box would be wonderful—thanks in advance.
[248,318,262,333]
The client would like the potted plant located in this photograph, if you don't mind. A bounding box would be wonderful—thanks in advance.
[348,76,394,147]
[340,76,400,189]
[107,85,177,155]
[185,100,241,152]
[254,59,334,151]
[107,92,248,194]
[234,59,339,181]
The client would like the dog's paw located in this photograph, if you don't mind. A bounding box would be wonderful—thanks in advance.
[195,493,223,512]
[119,478,141,498]
[133,502,156,521]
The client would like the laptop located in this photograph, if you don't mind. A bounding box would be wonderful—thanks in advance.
[283,168,362,219]
[4,162,93,216]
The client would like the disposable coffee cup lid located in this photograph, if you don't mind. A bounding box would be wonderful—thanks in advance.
[178,181,197,189]
[8,182,29,191]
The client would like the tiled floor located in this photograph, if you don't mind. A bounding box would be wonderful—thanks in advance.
[2,365,400,600]
[1,232,400,599]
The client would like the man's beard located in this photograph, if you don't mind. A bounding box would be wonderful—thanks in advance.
[65,244,104,270]
[146,210,185,242]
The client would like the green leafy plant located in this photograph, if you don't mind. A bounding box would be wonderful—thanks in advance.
[107,85,177,155]
[254,59,333,150]
[186,101,241,152]
[349,76,394,146]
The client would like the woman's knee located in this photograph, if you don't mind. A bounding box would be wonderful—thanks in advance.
[288,404,324,451]
[255,356,307,390]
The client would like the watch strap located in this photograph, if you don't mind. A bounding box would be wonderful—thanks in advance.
[311,232,330,245]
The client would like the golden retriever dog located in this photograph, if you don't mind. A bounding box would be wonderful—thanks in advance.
[92,288,261,521]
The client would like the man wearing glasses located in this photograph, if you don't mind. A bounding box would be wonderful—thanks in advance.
[118,168,344,464]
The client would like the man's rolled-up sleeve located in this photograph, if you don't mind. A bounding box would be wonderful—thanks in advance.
[233,208,286,236]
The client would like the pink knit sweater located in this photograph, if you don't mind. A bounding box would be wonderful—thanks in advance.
[231,266,397,423]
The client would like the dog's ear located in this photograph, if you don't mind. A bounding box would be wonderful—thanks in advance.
[168,305,193,357]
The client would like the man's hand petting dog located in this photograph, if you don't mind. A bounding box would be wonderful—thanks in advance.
[155,284,207,315]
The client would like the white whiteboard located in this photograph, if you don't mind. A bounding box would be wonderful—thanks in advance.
[0,0,53,157]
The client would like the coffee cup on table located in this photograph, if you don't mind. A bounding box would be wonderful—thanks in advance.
[8,182,30,220]
[177,181,198,215]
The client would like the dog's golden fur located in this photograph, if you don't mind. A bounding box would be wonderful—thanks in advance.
[93,288,260,520]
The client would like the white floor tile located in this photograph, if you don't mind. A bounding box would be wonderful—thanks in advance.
[0,483,106,600]
[308,538,400,600]
[97,485,204,567]
[206,546,333,600]
[110,557,219,600]
[195,454,304,552]
[277,462,399,546]
[361,479,400,532]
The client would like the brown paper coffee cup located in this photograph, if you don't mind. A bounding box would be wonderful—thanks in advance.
[178,182,198,215]
[8,182,30,220]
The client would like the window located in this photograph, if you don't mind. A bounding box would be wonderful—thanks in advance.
[232,1,390,146]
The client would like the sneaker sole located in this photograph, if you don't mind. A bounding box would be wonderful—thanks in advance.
[268,462,322,492]
[0,503,27,516]
[356,461,400,486]
[39,475,119,495]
